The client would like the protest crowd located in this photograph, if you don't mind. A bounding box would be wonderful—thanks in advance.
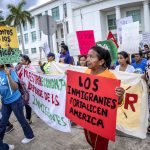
[0,21,150,150]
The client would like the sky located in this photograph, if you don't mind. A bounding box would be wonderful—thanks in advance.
[0,0,51,17]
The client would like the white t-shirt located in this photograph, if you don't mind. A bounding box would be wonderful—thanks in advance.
[115,65,135,73]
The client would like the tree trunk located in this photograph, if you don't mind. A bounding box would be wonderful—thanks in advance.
[19,24,25,53]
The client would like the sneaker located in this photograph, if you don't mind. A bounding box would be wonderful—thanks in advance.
[5,124,14,134]
[9,145,15,150]
[21,137,35,144]
[71,122,77,127]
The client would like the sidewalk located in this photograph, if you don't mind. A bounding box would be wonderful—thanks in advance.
[4,113,150,150]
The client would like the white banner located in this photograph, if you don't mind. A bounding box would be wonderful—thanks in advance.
[122,22,140,54]
[116,16,133,45]
[41,62,148,139]
[23,68,71,132]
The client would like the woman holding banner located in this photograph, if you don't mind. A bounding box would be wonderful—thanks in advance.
[16,55,35,124]
[85,46,124,150]
[0,64,35,146]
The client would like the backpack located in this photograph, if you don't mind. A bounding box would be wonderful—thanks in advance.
[18,79,29,105]
[11,67,29,105]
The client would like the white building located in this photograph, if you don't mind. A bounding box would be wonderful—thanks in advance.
[73,0,150,42]
[18,0,150,63]
[17,0,87,63]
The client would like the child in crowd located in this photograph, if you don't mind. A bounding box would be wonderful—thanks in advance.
[78,55,87,67]
[16,55,35,124]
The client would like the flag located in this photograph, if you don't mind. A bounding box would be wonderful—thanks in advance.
[107,31,119,48]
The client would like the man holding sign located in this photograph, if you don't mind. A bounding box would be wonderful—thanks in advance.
[66,46,124,150]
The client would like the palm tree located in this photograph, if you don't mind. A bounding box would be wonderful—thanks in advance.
[0,10,6,26]
[6,0,32,51]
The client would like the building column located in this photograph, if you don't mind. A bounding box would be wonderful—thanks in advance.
[143,0,150,32]
[115,6,121,20]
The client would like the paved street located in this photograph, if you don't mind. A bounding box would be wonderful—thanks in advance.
[4,113,150,150]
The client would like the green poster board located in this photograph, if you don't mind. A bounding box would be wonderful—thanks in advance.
[97,40,118,64]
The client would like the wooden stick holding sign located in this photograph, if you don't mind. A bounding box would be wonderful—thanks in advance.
[4,65,12,95]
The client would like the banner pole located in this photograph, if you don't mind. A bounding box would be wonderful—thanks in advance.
[7,76,13,95]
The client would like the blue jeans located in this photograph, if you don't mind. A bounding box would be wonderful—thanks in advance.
[0,140,9,150]
[0,97,34,140]
[25,104,32,120]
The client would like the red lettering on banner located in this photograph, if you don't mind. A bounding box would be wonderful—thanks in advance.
[124,93,138,112]
[24,69,42,86]
[29,72,34,83]
[24,69,29,79]
[44,92,60,106]
[35,75,42,86]
[28,82,43,98]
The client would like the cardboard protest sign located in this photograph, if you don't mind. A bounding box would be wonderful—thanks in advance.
[140,32,150,50]
[0,26,20,64]
[23,68,71,132]
[116,16,133,45]
[121,22,140,54]
[76,30,96,55]
[66,33,80,56]
[97,40,118,64]
[66,70,120,141]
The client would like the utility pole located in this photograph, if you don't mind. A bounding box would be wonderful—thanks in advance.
[46,15,53,52]
[39,15,56,53]
[80,8,83,30]
[62,1,67,44]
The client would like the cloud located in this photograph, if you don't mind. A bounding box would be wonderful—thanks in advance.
[0,0,39,17]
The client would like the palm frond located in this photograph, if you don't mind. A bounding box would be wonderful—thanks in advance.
[6,15,15,26]
[18,0,26,11]
[6,0,32,27]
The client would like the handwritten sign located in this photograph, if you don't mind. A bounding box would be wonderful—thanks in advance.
[23,68,71,132]
[76,30,96,55]
[66,33,80,56]
[116,16,133,45]
[66,70,120,141]
[122,22,140,54]
[0,26,20,64]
